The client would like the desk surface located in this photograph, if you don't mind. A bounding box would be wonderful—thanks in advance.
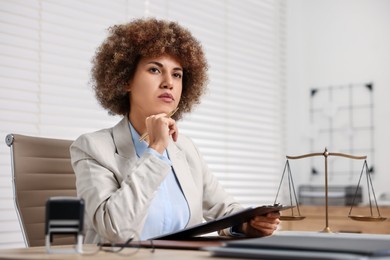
[2,232,390,260]
[0,245,236,260]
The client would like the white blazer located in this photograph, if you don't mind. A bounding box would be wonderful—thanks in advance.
[70,117,243,243]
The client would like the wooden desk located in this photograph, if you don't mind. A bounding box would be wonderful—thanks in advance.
[0,246,224,260]
[280,206,390,234]
[1,233,390,260]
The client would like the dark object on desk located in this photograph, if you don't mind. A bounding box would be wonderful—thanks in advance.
[206,232,390,259]
[151,204,292,240]
[45,197,84,253]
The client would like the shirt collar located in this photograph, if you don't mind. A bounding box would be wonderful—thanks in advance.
[128,121,149,158]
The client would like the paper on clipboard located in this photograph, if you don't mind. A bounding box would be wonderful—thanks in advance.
[151,204,292,240]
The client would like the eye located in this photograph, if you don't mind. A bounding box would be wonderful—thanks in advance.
[148,67,160,74]
[173,72,182,79]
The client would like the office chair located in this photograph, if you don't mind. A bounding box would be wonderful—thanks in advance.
[5,133,77,247]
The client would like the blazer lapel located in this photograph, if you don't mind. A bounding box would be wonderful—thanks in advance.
[113,117,135,157]
[112,117,138,179]
[167,141,200,226]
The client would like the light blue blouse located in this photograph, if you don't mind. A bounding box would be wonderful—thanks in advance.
[128,123,190,240]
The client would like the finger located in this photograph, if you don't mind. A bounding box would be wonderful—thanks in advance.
[266,211,281,218]
[250,219,280,232]
[251,218,279,228]
[170,125,179,142]
[252,215,280,223]
[154,112,170,118]
[250,220,278,234]
[148,115,170,129]
[167,118,178,141]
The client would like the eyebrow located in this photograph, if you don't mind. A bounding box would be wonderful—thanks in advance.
[147,61,183,71]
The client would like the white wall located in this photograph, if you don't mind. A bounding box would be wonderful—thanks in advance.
[286,0,390,204]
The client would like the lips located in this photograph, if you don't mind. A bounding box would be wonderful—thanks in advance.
[158,93,174,102]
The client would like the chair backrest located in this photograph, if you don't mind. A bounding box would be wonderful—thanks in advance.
[5,133,77,247]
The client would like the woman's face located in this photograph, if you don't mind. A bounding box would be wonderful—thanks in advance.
[128,54,183,119]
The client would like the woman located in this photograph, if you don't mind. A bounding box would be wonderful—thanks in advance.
[70,18,280,243]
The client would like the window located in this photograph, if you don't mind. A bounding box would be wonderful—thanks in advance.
[0,0,285,248]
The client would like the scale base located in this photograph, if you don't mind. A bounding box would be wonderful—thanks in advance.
[320,226,332,233]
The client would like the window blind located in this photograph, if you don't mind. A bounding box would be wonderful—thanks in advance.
[0,0,285,248]
[151,0,286,205]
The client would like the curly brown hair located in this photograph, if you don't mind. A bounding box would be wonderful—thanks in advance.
[91,18,208,120]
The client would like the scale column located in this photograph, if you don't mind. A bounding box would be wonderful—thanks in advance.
[322,148,331,233]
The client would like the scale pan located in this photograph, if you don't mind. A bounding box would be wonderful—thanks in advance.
[348,215,387,222]
[280,216,306,221]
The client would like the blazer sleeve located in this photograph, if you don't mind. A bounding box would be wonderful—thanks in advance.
[178,136,244,236]
[70,131,171,242]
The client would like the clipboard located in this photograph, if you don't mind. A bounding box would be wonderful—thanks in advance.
[151,204,292,240]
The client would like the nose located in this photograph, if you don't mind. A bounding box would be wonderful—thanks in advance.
[160,74,173,89]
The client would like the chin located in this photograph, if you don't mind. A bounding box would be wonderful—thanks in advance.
[158,105,175,113]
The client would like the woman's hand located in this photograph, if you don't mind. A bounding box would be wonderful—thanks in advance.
[145,112,178,154]
[240,211,280,237]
